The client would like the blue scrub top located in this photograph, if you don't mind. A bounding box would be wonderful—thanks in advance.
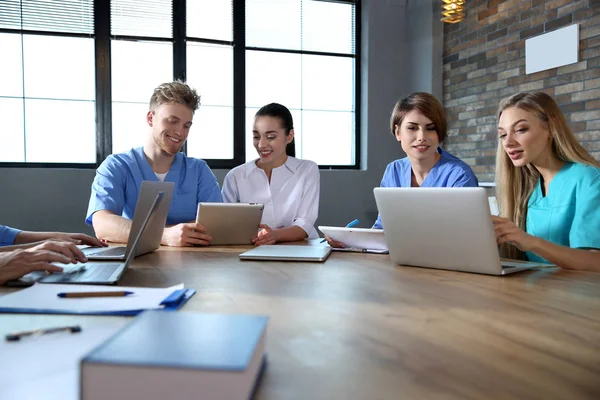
[86,147,222,226]
[526,162,600,263]
[373,148,479,229]
[0,225,21,247]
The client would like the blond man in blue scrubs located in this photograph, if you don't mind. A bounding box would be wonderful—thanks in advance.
[86,81,222,247]
[494,92,600,271]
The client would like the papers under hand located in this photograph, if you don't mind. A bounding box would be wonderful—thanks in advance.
[0,283,193,315]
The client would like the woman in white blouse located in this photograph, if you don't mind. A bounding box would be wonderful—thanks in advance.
[222,103,320,245]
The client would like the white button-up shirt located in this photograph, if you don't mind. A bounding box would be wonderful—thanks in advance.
[222,157,320,238]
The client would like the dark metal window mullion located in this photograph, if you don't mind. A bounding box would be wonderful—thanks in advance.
[94,0,112,164]
[173,0,187,154]
[19,0,27,162]
[233,0,246,166]
[354,0,361,169]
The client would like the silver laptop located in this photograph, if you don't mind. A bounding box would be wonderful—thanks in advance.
[196,203,264,245]
[239,245,332,262]
[83,181,174,260]
[22,192,166,285]
[373,187,548,275]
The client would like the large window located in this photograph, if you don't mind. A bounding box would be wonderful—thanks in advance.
[0,0,359,169]
[0,0,95,165]
[185,0,234,161]
[110,0,174,154]
[245,0,357,165]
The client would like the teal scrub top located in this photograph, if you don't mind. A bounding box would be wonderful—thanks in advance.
[526,162,600,263]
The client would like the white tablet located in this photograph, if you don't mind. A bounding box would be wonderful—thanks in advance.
[196,203,264,245]
[318,226,389,253]
[239,245,332,262]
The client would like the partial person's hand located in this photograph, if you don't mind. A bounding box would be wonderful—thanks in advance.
[252,224,280,246]
[29,240,88,263]
[0,248,70,285]
[52,232,107,248]
[325,235,346,249]
[492,216,539,252]
[161,222,212,247]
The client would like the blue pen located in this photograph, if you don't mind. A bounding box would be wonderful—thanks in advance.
[320,219,360,243]
[346,219,359,228]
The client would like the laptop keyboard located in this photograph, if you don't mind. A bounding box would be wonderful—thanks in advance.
[86,246,127,257]
[42,263,122,283]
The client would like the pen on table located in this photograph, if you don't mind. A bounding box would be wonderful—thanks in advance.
[5,325,82,342]
[57,291,134,298]
[320,219,360,243]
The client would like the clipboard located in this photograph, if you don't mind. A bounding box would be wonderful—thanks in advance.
[318,226,389,254]
[0,284,195,316]
[331,247,389,254]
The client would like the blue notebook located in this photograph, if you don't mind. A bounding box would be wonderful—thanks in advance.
[81,311,269,400]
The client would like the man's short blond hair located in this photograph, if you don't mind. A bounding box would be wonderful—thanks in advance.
[149,81,200,112]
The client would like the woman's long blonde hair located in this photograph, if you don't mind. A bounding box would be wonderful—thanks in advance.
[495,92,600,259]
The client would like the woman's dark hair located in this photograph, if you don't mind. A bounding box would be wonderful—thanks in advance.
[255,103,296,157]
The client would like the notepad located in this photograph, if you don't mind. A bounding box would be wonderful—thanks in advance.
[318,226,389,254]
[0,320,128,400]
[0,283,195,315]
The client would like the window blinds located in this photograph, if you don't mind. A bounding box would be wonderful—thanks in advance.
[110,0,172,38]
[0,0,94,34]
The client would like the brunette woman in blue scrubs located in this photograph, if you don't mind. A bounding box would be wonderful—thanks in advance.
[370,92,479,228]
[327,92,478,247]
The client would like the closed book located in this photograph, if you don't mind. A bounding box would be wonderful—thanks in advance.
[80,310,268,400]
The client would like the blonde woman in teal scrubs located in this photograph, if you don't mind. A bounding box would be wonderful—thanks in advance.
[494,92,600,271]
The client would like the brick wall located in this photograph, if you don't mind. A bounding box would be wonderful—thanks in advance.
[442,0,600,182]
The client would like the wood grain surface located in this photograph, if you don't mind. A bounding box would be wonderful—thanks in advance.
[1,243,599,400]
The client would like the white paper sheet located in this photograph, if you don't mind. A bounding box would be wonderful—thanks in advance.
[0,320,128,400]
[0,283,184,313]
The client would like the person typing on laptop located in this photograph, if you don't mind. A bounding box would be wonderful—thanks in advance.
[86,81,222,248]
[0,224,104,249]
[0,244,74,285]
[494,92,600,272]
[0,224,105,285]
[221,103,320,246]
[327,92,478,248]
[1,224,105,263]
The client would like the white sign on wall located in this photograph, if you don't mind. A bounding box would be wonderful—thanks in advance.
[525,24,579,75]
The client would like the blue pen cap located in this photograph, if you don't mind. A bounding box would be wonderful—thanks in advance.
[346,219,359,228]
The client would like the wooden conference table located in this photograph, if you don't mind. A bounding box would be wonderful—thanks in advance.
[1,241,600,400]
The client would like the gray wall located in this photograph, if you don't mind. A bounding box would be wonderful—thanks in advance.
[407,0,444,99]
[0,0,442,235]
